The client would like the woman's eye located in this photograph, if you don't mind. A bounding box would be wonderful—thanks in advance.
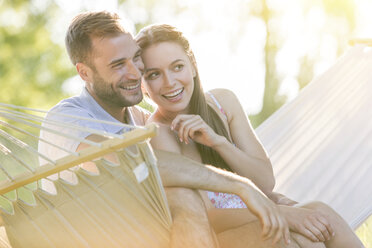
[174,64,184,71]
[146,72,159,80]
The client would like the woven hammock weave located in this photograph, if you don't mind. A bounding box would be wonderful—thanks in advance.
[0,104,171,248]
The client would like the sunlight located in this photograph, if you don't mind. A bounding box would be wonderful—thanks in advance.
[58,0,372,114]
[0,9,27,30]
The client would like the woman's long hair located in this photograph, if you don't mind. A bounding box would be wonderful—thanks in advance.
[136,24,233,171]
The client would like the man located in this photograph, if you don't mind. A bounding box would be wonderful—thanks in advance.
[39,11,363,248]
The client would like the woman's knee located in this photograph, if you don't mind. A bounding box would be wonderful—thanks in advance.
[301,201,335,215]
[291,232,326,248]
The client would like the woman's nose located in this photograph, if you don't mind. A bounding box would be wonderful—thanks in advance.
[163,71,176,87]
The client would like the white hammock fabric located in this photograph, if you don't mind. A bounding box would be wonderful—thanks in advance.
[0,105,171,248]
[256,44,372,229]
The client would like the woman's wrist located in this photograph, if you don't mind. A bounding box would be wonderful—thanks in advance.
[210,135,228,150]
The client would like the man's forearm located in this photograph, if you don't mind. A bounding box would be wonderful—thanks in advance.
[154,149,263,197]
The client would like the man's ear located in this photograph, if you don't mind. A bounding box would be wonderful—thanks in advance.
[76,62,93,82]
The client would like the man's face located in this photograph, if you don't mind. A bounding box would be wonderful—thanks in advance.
[87,33,144,108]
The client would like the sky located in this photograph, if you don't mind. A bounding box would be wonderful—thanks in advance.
[54,0,372,114]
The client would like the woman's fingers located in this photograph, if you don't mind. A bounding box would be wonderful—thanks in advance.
[301,213,333,242]
[313,219,331,241]
[185,120,204,142]
[260,210,271,239]
[284,220,291,245]
[254,199,289,245]
[307,215,332,241]
[180,117,202,143]
[264,213,278,241]
[317,214,334,238]
[305,220,325,242]
[172,114,217,146]
[301,227,319,242]
[172,115,197,142]
[271,211,290,245]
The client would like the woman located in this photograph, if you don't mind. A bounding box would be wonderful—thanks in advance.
[135,24,363,248]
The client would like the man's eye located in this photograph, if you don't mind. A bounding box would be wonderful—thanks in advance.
[113,63,124,69]
[134,54,141,62]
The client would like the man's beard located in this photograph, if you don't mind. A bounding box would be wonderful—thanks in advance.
[92,72,143,108]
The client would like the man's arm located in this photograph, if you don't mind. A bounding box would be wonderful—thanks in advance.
[154,149,290,245]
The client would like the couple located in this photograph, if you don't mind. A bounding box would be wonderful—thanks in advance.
[39,11,363,248]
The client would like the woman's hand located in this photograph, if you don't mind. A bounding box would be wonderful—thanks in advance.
[238,183,291,245]
[281,205,334,242]
[171,114,225,147]
[267,191,298,206]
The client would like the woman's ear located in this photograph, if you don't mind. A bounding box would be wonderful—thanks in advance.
[192,65,197,78]
[189,55,197,77]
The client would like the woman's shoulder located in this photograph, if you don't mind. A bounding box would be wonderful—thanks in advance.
[208,88,235,96]
[207,88,238,103]
[206,88,240,113]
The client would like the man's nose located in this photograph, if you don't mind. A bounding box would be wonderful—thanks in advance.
[126,60,142,79]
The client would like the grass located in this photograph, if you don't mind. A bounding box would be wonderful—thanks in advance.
[356,215,372,248]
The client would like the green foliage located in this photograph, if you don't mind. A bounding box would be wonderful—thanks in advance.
[322,0,355,28]
[249,0,356,128]
[0,0,75,110]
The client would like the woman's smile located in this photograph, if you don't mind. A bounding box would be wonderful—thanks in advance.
[162,87,184,101]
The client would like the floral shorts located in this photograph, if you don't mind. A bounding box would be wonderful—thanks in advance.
[207,191,247,208]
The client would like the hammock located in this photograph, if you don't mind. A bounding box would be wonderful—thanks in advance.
[0,42,370,247]
[256,43,372,229]
[0,104,172,248]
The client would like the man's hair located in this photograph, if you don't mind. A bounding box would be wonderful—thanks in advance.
[65,11,127,66]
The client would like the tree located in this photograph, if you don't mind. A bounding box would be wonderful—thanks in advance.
[0,0,74,110]
[249,0,356,127]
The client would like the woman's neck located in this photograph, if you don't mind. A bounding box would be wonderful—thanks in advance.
[154,107,190,125]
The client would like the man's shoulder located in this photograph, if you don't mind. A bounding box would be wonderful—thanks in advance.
[49,95,87,114]
[128,105,152,126]
[46,93,97,123]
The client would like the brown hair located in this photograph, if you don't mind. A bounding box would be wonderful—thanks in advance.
[65,11,127,67]
[136,24,233,171]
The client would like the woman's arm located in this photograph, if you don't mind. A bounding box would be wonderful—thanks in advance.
[172,88,275,194]
[209,88,275,194]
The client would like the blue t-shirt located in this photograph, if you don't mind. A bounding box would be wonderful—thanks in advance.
[38,87,149,163]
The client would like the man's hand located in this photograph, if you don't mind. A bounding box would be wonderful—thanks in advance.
[238,184,291,245]
[281,205,334,242]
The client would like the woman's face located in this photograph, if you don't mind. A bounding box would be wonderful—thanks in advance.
[141,41,195,116]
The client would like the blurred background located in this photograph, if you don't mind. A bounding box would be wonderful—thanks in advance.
[2,0,372,127]
[0,0,371,244]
